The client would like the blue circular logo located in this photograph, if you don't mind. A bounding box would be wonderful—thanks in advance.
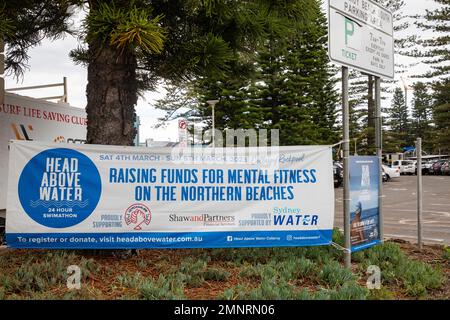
[18,148,102,228]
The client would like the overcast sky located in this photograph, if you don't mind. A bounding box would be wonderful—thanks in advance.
[4,0,442,143]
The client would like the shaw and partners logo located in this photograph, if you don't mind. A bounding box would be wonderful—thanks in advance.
[18,148,101,228]
[169,213,235,226]
[124,203,152,230]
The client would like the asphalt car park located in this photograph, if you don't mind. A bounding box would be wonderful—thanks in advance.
[334,175,450,245]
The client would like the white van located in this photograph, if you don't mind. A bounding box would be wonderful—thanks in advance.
[391,160,415,175]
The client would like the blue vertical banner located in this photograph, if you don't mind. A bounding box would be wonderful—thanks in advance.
[349,156,381,252]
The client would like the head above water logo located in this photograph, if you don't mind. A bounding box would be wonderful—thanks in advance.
[18,148,102,228]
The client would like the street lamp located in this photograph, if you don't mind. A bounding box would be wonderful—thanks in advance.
[206,99,219,147]
[400,76,412,113]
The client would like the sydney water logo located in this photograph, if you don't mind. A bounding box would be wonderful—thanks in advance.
[272,207,319,226]
[18,148,101,228]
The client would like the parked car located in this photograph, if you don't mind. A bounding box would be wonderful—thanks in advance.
[382,164,400,181]
[333,162,343,188]
[441,161,450,175]
[430,160,447,175]
[391,160,415,175]
[420,161,434,175]
[413,160,434,175]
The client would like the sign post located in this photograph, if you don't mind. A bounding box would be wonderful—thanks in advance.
[0,38,4,106]
[416,138,423,250]
[375,77,383,240]
[328,0,394,265]
[342,66,351,268]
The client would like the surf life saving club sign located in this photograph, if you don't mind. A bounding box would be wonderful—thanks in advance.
[328,0,394,79]
[6,141,335,249]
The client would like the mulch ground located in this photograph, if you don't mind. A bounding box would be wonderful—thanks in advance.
[1,240,448,299]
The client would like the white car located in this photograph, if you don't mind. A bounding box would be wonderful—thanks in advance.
[391,160,415,175]
[382,164,400,181]
[413,160,434,175]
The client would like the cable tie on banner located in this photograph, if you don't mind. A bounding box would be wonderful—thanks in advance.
[331,241,351,253]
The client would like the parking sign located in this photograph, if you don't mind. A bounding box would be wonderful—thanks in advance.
[328,0,394,79]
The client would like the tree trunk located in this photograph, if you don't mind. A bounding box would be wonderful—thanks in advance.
[86,38,137,146]
[85,33,138,258]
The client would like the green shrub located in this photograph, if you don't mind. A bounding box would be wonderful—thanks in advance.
[139,274,185,300]
[178,258,207,287]
[247,278,296,300]
[398,260,444,297]
[443,246,450,261]
[329,282,369,300]
[116,272,144,288]
[368,287,395,300]
[319,261,355,287]
[358,242,445,297]
[404,281,427,297]
[220,284,250,300]
[137,259,149,269]
[295,257,315,277]
[0,251,98,294]
[203,267,230,282]
[239,264,262,281]
[295,288,314,300]
[332,228,345,246]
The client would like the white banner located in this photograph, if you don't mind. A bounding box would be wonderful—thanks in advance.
[6,141,335,249]
[0,93,87,209]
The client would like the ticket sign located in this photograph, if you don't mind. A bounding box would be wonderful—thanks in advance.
[328,0,394,79]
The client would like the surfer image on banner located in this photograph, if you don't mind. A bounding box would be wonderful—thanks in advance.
[350,201,366,244]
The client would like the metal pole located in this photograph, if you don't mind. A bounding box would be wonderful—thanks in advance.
[63,77,68,103]
[416,138,423,250]
[207,100,219,148]
[375,77,384,241]
[0,38,4,106]
[212,104,215,147]
[342,66,351,268]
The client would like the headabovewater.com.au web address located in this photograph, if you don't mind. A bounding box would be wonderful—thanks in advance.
[12,234,204,245]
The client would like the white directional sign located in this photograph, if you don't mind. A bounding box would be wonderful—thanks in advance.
[328,0,394,79]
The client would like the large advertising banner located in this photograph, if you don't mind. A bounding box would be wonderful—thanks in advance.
[6,141,335,249]
[0,93,87,209]
[349,156,381,252]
